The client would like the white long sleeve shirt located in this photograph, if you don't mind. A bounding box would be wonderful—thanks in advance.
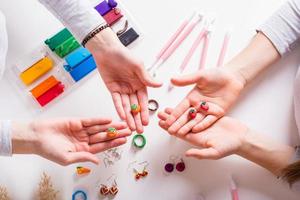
[38,0,106,42]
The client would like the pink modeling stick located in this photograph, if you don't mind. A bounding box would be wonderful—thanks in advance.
[217,30,231,67]
[179,28,208,72]
[199,33,209,69]
[156,12,196,60]
[160,16,202,62]
[230,176,239,200]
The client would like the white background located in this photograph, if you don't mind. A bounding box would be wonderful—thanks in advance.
[0,0,300,199]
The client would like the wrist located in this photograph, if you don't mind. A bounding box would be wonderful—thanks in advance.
[85,28,121,55]
[236,129,294,175]
[11,121,40,155]
[224,64,248,88]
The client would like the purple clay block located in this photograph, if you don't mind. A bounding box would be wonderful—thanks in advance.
[95,1,112,16]
[108,0,118,8]
[164,163,174,173]
[176,161,185,172]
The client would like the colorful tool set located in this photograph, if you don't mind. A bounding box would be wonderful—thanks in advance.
[148,12,232,92]
[10,0,141,110]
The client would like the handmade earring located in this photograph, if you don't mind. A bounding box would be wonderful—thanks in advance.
[164,157,186,173]
[188,108,197,120]
[175,159,186,172]
[100,184,110,196]
[131,104,141,114]
[134,166,149,180]
[109,180,118,196]
[76,166,91,175]
[199,101,209,111]
[107,127,118,138]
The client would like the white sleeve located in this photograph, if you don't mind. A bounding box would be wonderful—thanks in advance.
[39,0,106,43]
[258,0,300,56]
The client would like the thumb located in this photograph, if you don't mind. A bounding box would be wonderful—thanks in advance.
[66,152,100,165]
[185,148,220,160]
[171,71,204,87]
[136,67,162,88]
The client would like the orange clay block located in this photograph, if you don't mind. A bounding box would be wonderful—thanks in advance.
[19,57,53,85]
[76,166,91,175]
[30,76,59,98]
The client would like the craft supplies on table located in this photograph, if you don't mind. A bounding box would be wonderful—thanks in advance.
[8,0,143,112]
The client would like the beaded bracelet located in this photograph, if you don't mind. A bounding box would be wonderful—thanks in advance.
[82,23,110,47]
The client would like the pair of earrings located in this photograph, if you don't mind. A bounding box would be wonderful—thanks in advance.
[188,101,209,120]
[134,167,149,180]
[100,180,118,196]
[164,157,186,173]
[128,161,149,180]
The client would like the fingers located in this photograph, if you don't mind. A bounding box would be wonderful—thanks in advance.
[171,71,203,87]
[130,94,143,133]
[136,66,162,88]
[121,94,136,131]
[165,99,190,127]
[111,92,126,120]
[63,152,100,165]
[89,128,131,144]
[192,115,218,132]
[177,113,205,136]
[167,108,191,135]
[86,121,128,135]
[157,107,173,121]
[137,88,149,126]
[82,117,112,127]
[89,137,127,154]
[185,148,220,160]
[158,108,173,130]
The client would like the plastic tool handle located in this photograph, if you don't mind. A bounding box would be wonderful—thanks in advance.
[179,29,207,72]
[156,12,195,60]
[199,33,210,70]
[217,31,231,67]
[161,18,201,61]
[231,189,239,200]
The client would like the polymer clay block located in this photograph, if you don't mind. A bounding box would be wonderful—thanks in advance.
[95,0,118,16]
[69,56,96,82]
[64,47,91,71]
[103,8,123,26]
[45,28,73,51]
[36,82,64,107]
[30,76,59,98]
[118,28,139,46]
[16,51,46,73]
[54,37,80,58]
[19,57,53,85]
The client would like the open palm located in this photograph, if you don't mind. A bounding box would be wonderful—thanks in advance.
[159,109,247,159]
[89,30,162,133]
[163,68,245,136]
[32,117,131,166]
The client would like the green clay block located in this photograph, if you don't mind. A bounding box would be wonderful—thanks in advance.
[45,28,73,51]
[54,37,80,58]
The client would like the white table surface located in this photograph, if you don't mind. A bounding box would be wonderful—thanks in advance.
[1,0,300,199]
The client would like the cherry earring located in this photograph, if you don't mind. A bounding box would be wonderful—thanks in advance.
[188,108,197,120]
[164,156,186,173]
[175,159,186,172]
